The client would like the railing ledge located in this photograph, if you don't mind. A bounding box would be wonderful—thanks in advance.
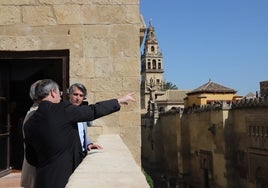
[66,134,149,188]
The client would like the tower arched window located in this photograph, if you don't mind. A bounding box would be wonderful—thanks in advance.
[152,60,156,69]
[147,62,151,69]
[151,46,155,52]
[158,62,161,69]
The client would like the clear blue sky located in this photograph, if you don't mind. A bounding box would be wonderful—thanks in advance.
[140,0,268,96]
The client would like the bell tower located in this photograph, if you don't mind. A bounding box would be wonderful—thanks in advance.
[141,21,164,111]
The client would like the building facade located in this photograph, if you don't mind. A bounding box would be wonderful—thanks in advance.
[260,80,268,97]
[184,80,242,108]
[0,0,145,177]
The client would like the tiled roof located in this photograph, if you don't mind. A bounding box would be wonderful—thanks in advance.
[157,90,189,102]
[187,81,236,95]
[245,92,255,98]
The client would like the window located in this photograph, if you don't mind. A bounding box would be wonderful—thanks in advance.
[152,60,156,69]
[158,62,161,69]
[151,46,155,52]
[147,62,151,69]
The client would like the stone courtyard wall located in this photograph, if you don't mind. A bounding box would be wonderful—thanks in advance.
[142,98,268,187]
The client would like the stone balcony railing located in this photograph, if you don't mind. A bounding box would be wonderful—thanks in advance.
[65,134,150,188]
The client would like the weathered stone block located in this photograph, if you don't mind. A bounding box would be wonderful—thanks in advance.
[22,6,56,26]
[0,6,20,25]
[54,5,81,24]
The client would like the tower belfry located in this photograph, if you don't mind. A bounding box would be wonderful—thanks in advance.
[140,21,164,111]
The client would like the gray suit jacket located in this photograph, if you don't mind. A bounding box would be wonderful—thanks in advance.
[21,103,38,188]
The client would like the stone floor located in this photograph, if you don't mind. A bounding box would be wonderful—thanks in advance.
[0,170,21,188]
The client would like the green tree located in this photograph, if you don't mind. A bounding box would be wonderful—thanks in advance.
[162,81,178,90]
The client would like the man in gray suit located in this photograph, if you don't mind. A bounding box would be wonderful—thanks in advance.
[21,80,41,188]
[68,83,102,156]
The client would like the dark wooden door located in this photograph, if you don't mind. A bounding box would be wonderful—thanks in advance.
[0,50,69,176]
[0,63,10,177]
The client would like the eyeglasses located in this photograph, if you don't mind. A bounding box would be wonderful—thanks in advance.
[72,93,84,98]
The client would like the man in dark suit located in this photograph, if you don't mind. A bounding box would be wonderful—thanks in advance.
[23,79,135,188]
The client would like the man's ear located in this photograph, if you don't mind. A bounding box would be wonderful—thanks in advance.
[50,90,56,98]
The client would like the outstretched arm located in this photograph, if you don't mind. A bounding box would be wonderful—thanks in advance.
[117,93,136,105]
[67,93,136,123]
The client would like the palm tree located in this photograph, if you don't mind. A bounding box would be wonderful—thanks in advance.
[162,81,178,90]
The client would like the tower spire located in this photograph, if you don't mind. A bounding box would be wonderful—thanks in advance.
[140,21,164,110]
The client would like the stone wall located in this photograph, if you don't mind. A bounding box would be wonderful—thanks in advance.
[0,0,142,164]
[229,102,268,188]
[142,112,182,186]
[142,98,268,187]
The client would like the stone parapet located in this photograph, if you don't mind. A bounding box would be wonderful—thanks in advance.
[66,134,149,188]
[184,101,232,114]
[232,97,268,109]
[183,97,268,113]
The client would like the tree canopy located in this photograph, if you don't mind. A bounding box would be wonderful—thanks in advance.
[162,81,178,90]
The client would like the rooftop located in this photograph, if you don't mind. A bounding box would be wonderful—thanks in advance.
[188,80,236,94]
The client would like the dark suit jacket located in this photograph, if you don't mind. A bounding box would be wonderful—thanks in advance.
[24,99,120,188]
